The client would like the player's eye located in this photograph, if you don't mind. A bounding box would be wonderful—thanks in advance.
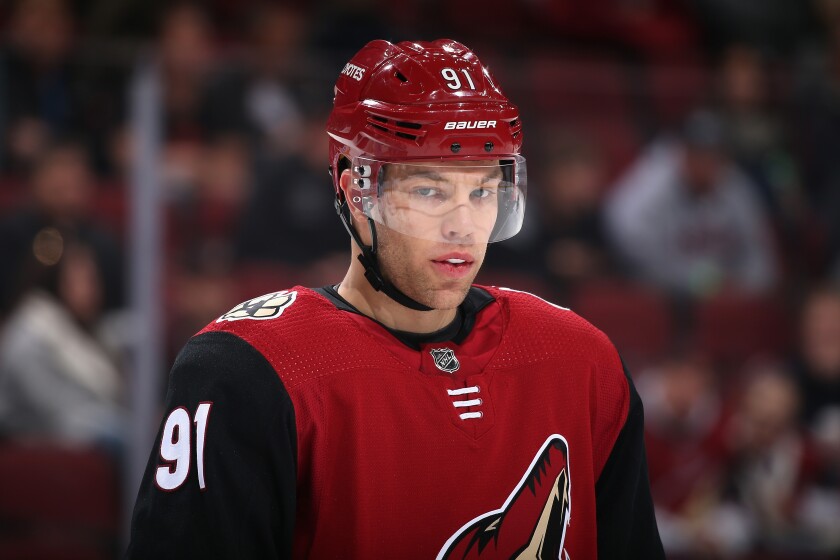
[413,186,443,199]
[471,187,496,200]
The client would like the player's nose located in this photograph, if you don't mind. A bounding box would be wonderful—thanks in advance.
[440,204,476,243]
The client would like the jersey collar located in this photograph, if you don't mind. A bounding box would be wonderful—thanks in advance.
[314,285,495,350]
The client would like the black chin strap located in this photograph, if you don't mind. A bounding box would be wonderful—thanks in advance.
[335,197,434,312]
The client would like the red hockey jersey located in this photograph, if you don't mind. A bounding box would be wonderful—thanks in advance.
[127,285,663,559]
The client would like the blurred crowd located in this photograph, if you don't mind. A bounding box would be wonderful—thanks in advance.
[0,0,839,558]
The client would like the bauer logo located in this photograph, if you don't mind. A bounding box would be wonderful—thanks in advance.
[430,348,460,373]
[341,63,366,82]
[217,290,297,322]
[444,120,497,130]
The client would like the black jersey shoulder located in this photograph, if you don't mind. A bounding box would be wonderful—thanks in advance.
[170,330,292,406]
[127,330,298,558]
[595,364,664,559]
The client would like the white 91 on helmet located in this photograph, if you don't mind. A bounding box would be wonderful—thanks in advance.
[348,155,526,244]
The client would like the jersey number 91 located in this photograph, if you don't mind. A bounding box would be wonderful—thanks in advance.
[155,402,213,492]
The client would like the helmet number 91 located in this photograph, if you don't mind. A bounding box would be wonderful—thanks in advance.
[441,67,476,91]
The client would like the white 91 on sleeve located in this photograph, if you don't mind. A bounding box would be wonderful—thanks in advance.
[155,403,213,491]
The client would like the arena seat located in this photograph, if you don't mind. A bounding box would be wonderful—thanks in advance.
[645,59,712,126]
[528,52,632,121]
[570,280,674,370]
[0,176,26,214]
[691,293,792,368]
[0,443,120,560]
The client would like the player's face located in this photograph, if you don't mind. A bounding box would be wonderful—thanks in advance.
[374,161,499,309]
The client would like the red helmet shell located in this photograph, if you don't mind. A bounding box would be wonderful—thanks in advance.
[327,39,523,195]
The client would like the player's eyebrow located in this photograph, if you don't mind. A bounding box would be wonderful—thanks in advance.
[480,169,503,183]
[403,169,445,182]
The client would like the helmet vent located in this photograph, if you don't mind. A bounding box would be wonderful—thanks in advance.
[395,121,422,140]
[508,117,523,140]
[369,115,389,133]
[394,70,409,83]
[365,112,426,143]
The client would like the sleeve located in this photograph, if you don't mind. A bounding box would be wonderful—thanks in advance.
[126,331,297,559]
[595,365,665,560]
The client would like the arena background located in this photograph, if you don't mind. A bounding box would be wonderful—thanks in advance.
[0,0,839,558]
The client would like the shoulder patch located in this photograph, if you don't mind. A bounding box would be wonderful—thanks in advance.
[216,290,298,323]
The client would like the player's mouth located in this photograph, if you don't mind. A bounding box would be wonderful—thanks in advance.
[431,253,475,278]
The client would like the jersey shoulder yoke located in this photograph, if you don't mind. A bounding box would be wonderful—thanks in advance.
[196,286,392,389]
[482,285,618,365]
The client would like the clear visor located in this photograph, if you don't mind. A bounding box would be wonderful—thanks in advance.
[349,155,526,244]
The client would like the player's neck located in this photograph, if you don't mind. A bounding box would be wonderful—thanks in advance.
[337,263,457,334]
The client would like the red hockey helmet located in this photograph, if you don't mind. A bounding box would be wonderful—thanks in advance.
[327,39,526,244]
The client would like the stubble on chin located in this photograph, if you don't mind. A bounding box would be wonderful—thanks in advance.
[377,233,481,310]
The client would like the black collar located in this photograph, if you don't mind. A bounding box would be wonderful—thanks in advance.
[314,285,495,350]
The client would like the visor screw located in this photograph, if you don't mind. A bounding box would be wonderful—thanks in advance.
[484,141,494,152]
[450,142,461,153]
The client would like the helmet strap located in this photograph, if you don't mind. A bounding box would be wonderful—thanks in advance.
[335,197,434,312]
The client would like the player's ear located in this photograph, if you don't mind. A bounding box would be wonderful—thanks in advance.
[339,169,374,246]
[339,168,368,225]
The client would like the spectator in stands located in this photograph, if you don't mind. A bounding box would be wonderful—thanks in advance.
[534,139,613,289]
[484,134,613,301]
[604,108,778,298]
[0,0,81,173]
[800,400,840,553]
[714,44,814,286]
[792,285,840,427]
[716,44,803,222]
[0,141,123,314]
[637,356,747,557]
[202,2,309,157]
[0,231,125,450]
[109,3,217,217]
[724,365,822,554]
[794,0,840,277]
[234,112,347,277]
[165,249,236,363]
[786,285,840,549]
[169,134,252,261]
[157,3,214,142]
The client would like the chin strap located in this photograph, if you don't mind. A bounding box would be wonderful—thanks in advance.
[335,197,434,312]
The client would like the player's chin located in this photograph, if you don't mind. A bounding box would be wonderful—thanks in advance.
[425,280,475,310]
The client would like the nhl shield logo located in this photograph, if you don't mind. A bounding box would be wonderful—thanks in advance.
[217,290,297,322]
[430,348,460,373]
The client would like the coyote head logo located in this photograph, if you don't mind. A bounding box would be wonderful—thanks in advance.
[437,435,571,559]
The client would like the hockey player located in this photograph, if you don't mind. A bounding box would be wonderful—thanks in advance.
[127,39,664,559]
